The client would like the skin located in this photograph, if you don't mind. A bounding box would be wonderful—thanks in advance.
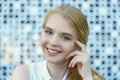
[41,13,77,65]
[11,13,93,80]
[41,13,93,80]
[41,13,78,80]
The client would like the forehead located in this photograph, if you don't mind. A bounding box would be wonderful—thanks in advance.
[46,13,76,35]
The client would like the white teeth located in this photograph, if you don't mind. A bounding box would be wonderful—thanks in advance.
[48,49,58,53]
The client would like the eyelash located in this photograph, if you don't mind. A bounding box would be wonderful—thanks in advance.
[62,36,71,40]
[44,29,71,41]
[44,30,52,35]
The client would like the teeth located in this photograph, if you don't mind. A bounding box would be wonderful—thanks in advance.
[48,49,58,53]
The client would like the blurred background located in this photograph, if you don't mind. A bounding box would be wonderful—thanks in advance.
[0,0,120,80]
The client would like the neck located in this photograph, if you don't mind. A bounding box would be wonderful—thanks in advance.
[46,61,68,80]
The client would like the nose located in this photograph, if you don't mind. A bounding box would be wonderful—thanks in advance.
[49,35,59,47]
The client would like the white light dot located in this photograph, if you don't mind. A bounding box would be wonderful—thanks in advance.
[14,48,20,54]
[111,0,117,3]
[118,44,120,48]
[99,8,107,15]
[6,45,13,53]
[112,66,118,73]
[42,0,49,4]
[82,3,89,10]
[32,34,40,41]
[30,7,38,15]
[36,47,43,54]
[13,2,20,10]
[94,60,101,66]
[94,25,101,32]
[2,37,9,43]
[105,47,113,55]
[111,31,118,38]
[24,24,32,32]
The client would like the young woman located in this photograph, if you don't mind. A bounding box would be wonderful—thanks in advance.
[12,6,103,80]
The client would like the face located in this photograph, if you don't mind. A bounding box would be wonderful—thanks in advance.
[41,13,77,65]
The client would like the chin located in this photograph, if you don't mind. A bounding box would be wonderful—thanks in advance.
[46,57,69,65]
[46,57,61,63]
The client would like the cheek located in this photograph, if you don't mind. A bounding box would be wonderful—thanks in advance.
[41,34,48,47]
[62,42,75,55]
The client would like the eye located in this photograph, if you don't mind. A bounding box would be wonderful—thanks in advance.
[62,36,71,40]
[45,30,53,35]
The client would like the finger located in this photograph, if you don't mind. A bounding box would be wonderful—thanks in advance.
[66,51,82,59]
[69,54,90,68]
[69,56,78,68]
[74,40,87,53]
[69,55,85,68]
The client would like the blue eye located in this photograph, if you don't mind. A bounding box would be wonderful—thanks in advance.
[45,30,52,35]
[63,36,71,40]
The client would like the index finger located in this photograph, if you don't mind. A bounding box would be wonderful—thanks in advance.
[74,40,87,53]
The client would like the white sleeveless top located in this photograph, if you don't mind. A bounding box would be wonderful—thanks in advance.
[29,61,68,80]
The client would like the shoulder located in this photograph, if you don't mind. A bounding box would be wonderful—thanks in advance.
[11,64,29,80]
[29,61,45,71]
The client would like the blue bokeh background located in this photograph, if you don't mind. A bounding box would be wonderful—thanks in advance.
[0,0,120,80]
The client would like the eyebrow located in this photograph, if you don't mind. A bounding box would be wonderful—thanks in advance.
[61,33,73,38]
[44,26,74,38]
[44,26,53,31]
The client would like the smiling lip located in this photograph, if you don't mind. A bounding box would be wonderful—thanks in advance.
[47,48,61,56]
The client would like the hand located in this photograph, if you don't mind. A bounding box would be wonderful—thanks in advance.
[66,40,93,80]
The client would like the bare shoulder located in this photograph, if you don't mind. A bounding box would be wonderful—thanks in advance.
[11,64,30,80]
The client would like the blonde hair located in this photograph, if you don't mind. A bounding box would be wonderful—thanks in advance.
[43,5,89,45]
[42,5,103,80]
